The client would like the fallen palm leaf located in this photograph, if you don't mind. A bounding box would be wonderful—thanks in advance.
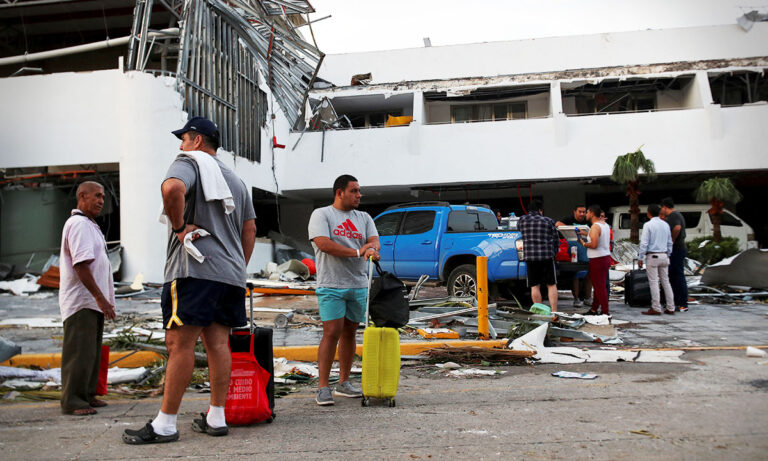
[420,346,534,364]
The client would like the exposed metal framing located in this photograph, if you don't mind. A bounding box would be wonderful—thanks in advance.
[205,0,324,129]
[127,0,324,161]
[177,0,264,161]
[258,0,315,16]
[127,0,185,72]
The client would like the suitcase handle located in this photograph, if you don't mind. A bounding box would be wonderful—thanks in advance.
[364,256,374,329]
[247,282,255,334]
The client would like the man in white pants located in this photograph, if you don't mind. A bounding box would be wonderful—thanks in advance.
[638,204,675,315]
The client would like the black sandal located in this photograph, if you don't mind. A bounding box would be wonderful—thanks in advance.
[586,309,599,315]
[122,421,179,445]
[192,413,229,436]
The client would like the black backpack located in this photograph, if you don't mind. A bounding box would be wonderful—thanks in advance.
[368,260,410,328]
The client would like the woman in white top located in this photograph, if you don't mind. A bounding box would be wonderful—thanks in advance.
[579,205,612,315]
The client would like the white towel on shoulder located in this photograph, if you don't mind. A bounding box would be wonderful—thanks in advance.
[159,150,235,225]
[178,151,235,214]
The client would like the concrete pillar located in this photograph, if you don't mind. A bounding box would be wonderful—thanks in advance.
[409,91,424,156]
[118,72,186,283]
[694,70,722,140]
[412,91,425,125]
[551,81,568,146]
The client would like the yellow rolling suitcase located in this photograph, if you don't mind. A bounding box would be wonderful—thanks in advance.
[361,258,400,407]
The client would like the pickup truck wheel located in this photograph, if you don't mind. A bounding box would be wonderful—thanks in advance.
[447,264,477,298]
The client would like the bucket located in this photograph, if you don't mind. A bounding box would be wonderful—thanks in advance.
[529,303,551,316]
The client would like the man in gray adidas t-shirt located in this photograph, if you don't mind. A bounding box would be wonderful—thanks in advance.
[307,174,379,406]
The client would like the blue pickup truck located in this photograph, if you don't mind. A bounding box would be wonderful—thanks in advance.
[372,202,527,298]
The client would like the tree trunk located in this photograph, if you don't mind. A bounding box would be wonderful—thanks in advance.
[710,199,725,242]
[628,181,641,244]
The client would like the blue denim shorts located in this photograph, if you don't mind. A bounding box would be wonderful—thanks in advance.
[315,287,368,323]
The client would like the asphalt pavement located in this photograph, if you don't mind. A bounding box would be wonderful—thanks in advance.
[1,290,767,460]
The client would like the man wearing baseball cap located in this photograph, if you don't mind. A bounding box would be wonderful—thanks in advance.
[123,116,257,444]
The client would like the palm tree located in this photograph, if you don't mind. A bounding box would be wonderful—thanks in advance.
[610,147,656,243]
[695,177,743,242]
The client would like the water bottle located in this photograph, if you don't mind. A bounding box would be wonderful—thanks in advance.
[570,246,577,263]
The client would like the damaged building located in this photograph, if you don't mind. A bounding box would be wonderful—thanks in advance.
[1,3,767,282]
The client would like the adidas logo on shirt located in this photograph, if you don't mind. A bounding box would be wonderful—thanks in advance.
[333,219,363,240]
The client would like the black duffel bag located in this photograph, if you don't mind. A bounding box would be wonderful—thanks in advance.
[368,260,410,328]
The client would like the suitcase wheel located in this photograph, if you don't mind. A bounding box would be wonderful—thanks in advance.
[388,398,396,408]
[361,397,370,407]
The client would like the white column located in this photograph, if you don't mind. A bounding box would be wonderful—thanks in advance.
[551,81,568,146]
[408,91,424,156]
[118,72,186,283]
[695,70,722,140]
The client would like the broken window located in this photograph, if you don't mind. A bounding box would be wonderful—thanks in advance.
[320,93,413,130]
[709,71,768,106]
[561,75,696,116]
[425,85,548,124]
[347,110,402,128]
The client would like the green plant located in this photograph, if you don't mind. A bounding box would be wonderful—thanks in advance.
[695,178,743,243]
[104,325,165,350]
[687,236,740,265]
[611,147,656,243]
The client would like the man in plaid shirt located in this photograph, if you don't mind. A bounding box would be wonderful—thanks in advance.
[518,199,559,311]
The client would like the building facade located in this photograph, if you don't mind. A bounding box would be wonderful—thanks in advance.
[1,15,766,283]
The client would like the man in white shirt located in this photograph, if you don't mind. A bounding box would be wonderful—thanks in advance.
[638,204,675,315]
[59,181,116,415]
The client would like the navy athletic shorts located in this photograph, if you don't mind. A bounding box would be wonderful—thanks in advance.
[526,259,557,287]
[161,277,247,329]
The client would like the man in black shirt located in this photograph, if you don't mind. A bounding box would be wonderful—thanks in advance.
[556,205,590,306]
[661,197,688,312]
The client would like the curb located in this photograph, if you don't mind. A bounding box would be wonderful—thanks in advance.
[1,350,164,369]
[0,340,508,368]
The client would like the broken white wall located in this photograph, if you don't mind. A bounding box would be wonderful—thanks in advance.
[319,24,768,86]
[0,71,123,168]
[0,69,283,283]
[285,102,768,191]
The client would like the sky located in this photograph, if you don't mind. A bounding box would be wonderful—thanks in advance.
[306,0,768,54]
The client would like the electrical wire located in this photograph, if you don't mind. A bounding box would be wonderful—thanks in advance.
[269,91,282,234]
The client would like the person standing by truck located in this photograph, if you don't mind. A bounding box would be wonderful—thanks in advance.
[579,205,612,315]
[660,197,688,312]
[518,199,559,312]
[556,205,591,307]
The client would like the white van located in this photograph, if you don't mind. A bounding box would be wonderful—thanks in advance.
[609,204,757,250]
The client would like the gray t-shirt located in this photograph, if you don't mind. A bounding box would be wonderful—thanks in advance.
[307,205,378,289]
[164,156,256,288]
[666,210,687,249]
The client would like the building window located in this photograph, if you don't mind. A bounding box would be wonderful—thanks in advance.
[709,71,768,106]
[450,102,527,123]
[347,110,403,128]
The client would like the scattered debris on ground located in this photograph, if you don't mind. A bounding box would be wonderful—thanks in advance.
[551,370,598,380]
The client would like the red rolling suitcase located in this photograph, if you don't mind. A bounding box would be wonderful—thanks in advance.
[226,282,275,424]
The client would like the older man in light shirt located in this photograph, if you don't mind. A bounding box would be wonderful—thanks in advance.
[638,204,675,315]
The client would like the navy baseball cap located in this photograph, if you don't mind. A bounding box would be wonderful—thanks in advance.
[172,116,220,141]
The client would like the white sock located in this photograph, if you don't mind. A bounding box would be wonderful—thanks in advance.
[206,405,226,428]
[151,410,178,436]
